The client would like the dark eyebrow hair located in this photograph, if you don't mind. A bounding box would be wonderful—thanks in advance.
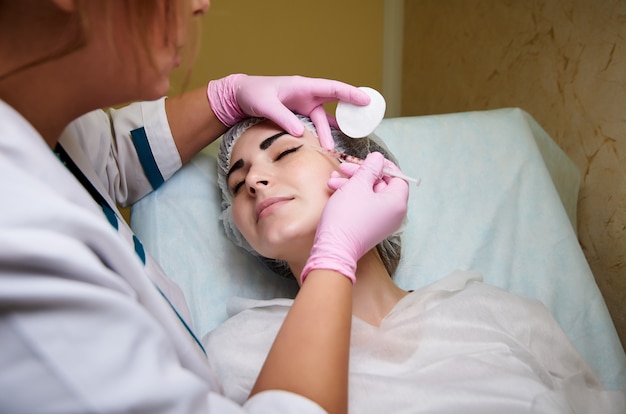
[260,131,288,150]
[227,130,289,179]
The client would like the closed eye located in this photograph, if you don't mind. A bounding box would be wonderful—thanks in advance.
[232,180,245,194]
[276,145,303,161]
[231,144,304,195]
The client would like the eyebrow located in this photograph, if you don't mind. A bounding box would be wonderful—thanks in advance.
[259,131,288,150]
[227,131,289,179]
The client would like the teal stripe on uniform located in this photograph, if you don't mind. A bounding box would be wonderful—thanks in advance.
[101,203,119,230]
[133,235,146,265]
[131,127,164,190]
[153,283,207,356]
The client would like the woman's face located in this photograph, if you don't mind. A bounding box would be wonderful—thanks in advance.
[227,120,340,263]
[86,0,210,102]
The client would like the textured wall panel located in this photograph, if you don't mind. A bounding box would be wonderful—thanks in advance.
[403,0,626,348]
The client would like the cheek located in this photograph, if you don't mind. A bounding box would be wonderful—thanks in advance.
[293,163,336,204]
[289,159,336,225]
[232,202,257,246]
[287,167,334,229]
[288,151,336,186]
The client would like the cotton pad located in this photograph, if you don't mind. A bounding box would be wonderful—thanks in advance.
[336,86,386,138]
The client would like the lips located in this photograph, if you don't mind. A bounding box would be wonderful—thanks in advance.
[256,196,294,222]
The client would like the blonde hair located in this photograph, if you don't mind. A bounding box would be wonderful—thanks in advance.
[0,0,198,82]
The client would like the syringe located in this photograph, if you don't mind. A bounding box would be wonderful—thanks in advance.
[316,147,421,186]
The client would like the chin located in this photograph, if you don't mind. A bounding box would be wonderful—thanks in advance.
[135,76,171,101]
[259,232,314,260]
[145,84,171,101]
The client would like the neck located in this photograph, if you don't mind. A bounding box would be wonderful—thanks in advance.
[0,1,88,147]
[0,65,91,147]
[350,250,409,326]
[291,249,409,327]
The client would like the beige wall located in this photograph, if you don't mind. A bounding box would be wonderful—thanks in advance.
[402,0,626,348]
[170,0,384,104]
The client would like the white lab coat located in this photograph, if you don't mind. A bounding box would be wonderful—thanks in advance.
[0,99,324,413]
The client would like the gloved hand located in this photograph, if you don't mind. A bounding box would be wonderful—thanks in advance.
[300,152,409,284]
[207,74,370,149]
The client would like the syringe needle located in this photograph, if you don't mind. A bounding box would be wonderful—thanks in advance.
[316,147,421,186]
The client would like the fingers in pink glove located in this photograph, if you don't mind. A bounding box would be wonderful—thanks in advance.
[326,157,375,191]
[265,80,370,146]
[327,173,348,191]
[337,162,360,178]
[301,152,408,284]
[332,156,411,187]
[300,79,370,148]
[264,106,306,137]
[352,154,409,200]
[327,156,412,196]
[304,77,372,106]
[340,152,386,191]
[209,73,370,137]
[382,158,402,174]
[354,154,409,225]
[327,152,384,191]
[308,106,334,149]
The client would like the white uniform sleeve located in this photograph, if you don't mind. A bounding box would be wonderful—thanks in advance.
[0,178,325,414]
[62,98,183,206]
[0,100,327,413]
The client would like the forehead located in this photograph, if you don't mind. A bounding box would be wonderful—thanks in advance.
[234,121,284,147]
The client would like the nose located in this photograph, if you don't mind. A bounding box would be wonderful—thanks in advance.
[244,161,275,196]
[192,0,210,16]
[246,178,270,196]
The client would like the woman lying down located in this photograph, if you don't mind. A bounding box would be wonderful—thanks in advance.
[202,115,624,413]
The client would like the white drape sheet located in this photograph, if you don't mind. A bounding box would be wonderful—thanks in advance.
[203,271,625,414]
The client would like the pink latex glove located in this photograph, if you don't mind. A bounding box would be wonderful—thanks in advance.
[207,74,371,149]
[300,152,409,284]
